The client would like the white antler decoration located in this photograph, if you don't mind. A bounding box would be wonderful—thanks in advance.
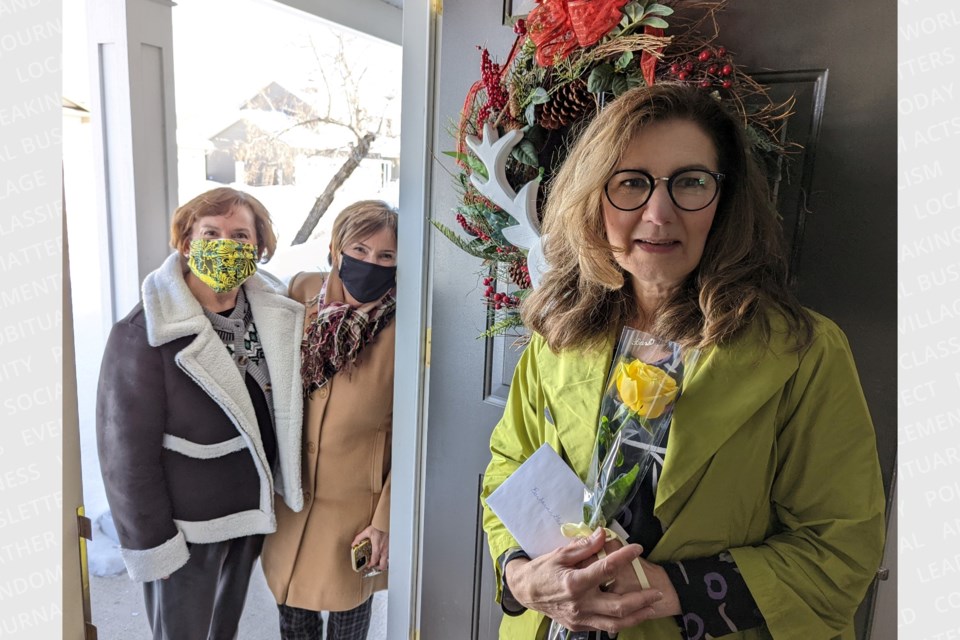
[465,123,549,287]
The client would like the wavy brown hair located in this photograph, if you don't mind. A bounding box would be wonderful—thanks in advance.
[522,83,813,352]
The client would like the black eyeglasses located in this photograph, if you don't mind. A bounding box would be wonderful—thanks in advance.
[604,169,725,212]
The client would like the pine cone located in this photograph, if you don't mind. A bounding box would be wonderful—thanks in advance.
[536,80,595,130]
[508,259,531,288]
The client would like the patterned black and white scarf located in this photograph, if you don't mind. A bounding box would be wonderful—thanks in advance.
[203,286,273,408]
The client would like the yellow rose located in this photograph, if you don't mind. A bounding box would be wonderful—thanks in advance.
[614,360,678,419]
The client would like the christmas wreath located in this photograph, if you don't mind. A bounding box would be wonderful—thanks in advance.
[434,0,795,338]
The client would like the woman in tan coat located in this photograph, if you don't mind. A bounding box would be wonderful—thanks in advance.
[262,201,397,640]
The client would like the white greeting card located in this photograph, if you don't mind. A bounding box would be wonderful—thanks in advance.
[486,444,627,557]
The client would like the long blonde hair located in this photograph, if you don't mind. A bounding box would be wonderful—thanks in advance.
[521,84,813,352]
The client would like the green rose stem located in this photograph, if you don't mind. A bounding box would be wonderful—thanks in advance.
[584,394,671,526]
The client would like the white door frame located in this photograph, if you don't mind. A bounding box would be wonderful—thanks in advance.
[389,0,438,636]
[84,0,438,633]
[274,0,402,45]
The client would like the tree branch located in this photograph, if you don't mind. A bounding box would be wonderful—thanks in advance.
[291,132,378,245]
[272,115,361,141]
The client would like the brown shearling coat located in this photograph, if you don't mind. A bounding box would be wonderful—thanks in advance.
[261,269,392,612]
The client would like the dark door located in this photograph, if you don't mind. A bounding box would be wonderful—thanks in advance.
[420,1,896,638]
[713,6,896,633]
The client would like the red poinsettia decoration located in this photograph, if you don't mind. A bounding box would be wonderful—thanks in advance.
[527,0,629,66]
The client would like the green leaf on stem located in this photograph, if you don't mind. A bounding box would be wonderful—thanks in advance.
[602,463,640,521]
[525,103,537,126]
[442,150,483,175]
[523,124,547,148]
[441,150,467,162]
[445,151,489,179]
[639,16,669,29]
[614,51,634,72]
[583,503,597,525]
[528,87,550,105]
[623,2,644,22]
[511,140,539,167]
[644,3,674,17]
[597,416,613,450]
[611,74,629,97]
[587,63,615,94]
[466,156,489,179]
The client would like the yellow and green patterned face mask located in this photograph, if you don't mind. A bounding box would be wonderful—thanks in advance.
[187,238,259,293]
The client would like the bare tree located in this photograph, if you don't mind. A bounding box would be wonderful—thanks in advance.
[285,33,393,245]
[232,31,395,244]
[293,130,378,244]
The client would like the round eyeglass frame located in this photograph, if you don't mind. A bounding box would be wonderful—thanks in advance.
[604,168,726,212]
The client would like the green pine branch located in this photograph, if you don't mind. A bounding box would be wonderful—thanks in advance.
[431,220,491,259]
[479,313,525,339]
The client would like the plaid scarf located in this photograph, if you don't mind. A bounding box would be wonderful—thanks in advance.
[300,284,397,395]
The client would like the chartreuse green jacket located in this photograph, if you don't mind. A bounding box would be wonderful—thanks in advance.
[480,311,885,639]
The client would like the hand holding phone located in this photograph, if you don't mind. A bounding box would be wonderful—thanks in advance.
[351,539,373,573]
[350,525,389,577]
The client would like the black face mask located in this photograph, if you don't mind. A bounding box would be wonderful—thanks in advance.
[339,253,397,303]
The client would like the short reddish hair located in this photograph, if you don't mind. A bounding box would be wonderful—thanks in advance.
[170,187,278,260]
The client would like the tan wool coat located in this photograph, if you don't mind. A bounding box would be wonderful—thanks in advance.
[261,269,392,612]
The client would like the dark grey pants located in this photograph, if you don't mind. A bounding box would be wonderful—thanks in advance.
[142,535,265,640]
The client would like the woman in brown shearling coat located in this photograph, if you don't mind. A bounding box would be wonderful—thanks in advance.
[96,188,305,640]
[261,201,397,640]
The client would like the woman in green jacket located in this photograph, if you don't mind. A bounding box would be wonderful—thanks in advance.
[480,84,885,640]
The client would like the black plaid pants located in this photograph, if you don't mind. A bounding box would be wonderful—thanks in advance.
[277,597,373,640]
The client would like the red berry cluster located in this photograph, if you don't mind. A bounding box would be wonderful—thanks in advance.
[457,212,491,242]
[666,46,735,90]
[483,277,521,310]
[477,47,508,124]
[513,18,527,36]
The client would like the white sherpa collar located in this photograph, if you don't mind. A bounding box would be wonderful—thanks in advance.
[141,252,298,347]
[140,252,306,514]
